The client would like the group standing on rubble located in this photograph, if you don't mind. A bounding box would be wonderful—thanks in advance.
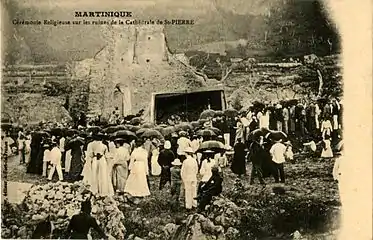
[1,96,343,212]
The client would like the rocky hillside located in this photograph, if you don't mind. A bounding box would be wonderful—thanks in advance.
[1,64,72,124]
[1,53,341,125]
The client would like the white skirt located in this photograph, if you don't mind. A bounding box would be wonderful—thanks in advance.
[321,140,333,158]
[124,161,150,197]
[151,154,161,176]
[82,157,92,185]
[91,157,114,197]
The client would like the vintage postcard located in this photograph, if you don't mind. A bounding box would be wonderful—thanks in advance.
[1,0,371,239]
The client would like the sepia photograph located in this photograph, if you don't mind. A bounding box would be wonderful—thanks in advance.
[0,0,371,239]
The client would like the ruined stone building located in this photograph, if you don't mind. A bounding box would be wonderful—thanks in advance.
[1,23,341,125]
[2,24,203,124]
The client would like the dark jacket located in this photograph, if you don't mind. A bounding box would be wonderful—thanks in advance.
[67,212,106,239]
[158,149,175,167]
[248,141,266,166]
[200,173,223,196]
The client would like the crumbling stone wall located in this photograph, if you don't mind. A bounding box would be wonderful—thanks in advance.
[75,24,203,120]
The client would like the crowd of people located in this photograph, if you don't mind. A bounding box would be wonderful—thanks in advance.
[1,97,343,211]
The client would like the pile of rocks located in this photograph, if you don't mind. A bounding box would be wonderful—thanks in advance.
[1,181,126,239]
[160,197,241,240]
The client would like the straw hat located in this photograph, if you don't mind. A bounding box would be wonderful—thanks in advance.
[203,150,215,153]
[172,159,182,166]
[183,147,194,154]
[164,141,171,150]
[179,131,187,137]
[114,138,126,142]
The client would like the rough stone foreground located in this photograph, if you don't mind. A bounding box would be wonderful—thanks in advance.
[1,181,33,204]
[1,155,341,240]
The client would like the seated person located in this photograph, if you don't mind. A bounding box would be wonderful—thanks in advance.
[196,166,223,212]
[31,216,54,239]
[65,197,108,239]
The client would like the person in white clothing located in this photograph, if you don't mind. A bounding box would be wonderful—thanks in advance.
[42,143,52,177]
[260,109,270,129]
[321,135,333,159]
[124,140,150,197]
[190,135,200,155]
[48,142,63,181]
[303,139,317,156]
[321,118,333,139]
[86,135,114,197]
[269,140,287,183]
[181,147,198,210]
[198,150,216,194]
[177,132,192,157]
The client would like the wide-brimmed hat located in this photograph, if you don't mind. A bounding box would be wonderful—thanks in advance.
[114,138,126,142]
[203,150,215,153]
[171,159,182,166]
[183,147,194,154]
[164,141,171,150]
[179,131,187,137]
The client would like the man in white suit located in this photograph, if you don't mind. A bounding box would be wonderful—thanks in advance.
[181,147,198,210]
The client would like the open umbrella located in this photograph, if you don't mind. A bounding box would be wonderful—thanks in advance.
[224,108,239,117]
[196,129,216,137]
[175,122,193,131]
[66,129,81,137]
[136,128,148,136]
[103,125,127,134]
[141,129,164,140]
[161,126,176,136]
[206,127,221,135]
[125,125,141,132]
[112,130,137,140]
[49,127,65,137]
[214,110,224,117]
[265,131,288,142]
[66,137,85,148]
[141,122,155,129]
[129,117,142,125]
[36,130,51,138]
[247,128,271,142]
[87,126,101,133]
[200,109,216,120]
[198,140,225,152]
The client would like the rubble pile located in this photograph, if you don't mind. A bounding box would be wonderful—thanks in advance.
[1,181,126,239]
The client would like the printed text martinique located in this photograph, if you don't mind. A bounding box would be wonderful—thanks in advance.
[75,11,132,17]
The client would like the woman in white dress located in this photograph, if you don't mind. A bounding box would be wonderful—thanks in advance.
[321,118,333,140]
[82,140,94,185]
[321,136,333,158]
[86,135,114,197]
[151,144,161,176]
[198,150,216,194]
[112,139,130,193]
[320,117,334,159]
[124,140,151,197]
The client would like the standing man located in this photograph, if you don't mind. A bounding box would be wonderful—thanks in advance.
[269,139,287,183]
[181,147,198,210]
[47,141,63,181]
[282,104,289,134]
[158,141,175,190]
[248,136,266,185]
